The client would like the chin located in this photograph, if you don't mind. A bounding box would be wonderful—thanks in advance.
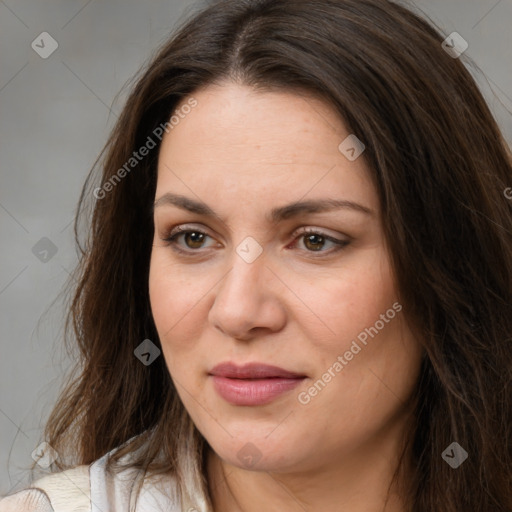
[211,436,307,473]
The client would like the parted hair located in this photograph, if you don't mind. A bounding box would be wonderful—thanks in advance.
[38,0,512,510]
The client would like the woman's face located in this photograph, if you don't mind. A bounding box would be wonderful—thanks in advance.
[149,81,423,473]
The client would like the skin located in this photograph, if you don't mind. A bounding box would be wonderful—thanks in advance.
[149,81,424,512]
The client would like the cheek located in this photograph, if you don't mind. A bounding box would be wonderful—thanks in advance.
[148,248,218,382]
[149,252,174,333]
[296,274,420,434]
[148,251,199,350]
[294,247,398,357]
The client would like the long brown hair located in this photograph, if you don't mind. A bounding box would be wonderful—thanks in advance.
[36,0,512,510]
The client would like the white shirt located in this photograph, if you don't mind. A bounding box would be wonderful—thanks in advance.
[0,449,186,512]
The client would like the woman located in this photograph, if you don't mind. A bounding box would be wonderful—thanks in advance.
[1,0,511,510]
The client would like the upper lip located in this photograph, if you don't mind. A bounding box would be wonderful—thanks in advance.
[209,362,306,379]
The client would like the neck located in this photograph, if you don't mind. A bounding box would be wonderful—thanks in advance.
[206,412,415,512]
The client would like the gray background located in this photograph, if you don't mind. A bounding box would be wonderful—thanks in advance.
[1,0,511,495]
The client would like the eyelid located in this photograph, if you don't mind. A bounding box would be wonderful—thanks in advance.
[161,223,347,241]
[165,223,215,240]
[294,226,348,240]
[160,224,219,252]
[159,223,350,257]
[290,227,350,255]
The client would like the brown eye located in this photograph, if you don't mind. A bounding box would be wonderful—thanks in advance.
[291,228,350,257]
[181,231,207,249]
[161,226,349,258]
[161,227,215,253]
[303,232,326,251]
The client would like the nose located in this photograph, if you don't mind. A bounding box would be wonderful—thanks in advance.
[208,249,287,341]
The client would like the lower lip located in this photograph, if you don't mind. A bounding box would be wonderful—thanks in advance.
[210,375,305,406]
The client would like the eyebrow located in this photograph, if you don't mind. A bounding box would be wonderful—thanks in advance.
[153,192,374,223]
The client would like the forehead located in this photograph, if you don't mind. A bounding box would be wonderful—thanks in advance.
[163,83,343,160]
[156,82,378,214]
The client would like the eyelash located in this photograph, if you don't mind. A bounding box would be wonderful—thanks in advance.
[160,225,350,258]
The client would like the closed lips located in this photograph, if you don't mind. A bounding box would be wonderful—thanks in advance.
[209,362,307,406]
[209,362,306,379]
